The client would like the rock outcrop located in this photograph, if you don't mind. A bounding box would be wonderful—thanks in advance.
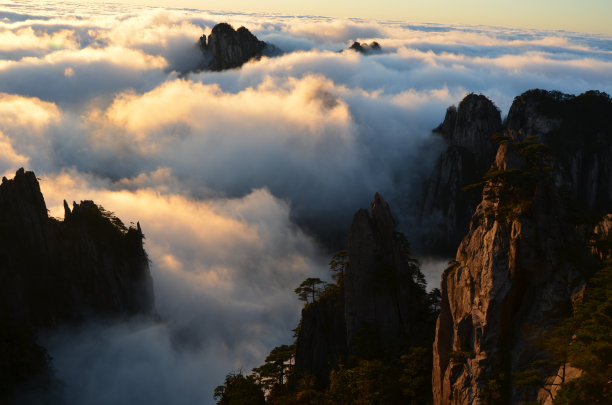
[294,287,347,387]
[0,168,154,400]
[431,90,612,404]
[420,94,502,254]
[198,23,277,71]
[345,193,432,351]
[506,89,612,212]
[294,193,434,386]
[348,41,381,54]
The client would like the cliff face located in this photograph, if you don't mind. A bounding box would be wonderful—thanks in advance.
[198,23,270,71]
[0,169,154,328]
[432,90,612,404]
[507,89,612,212]
[420,94,502,254]
[294,287,347,387]
[294,193,433,387]
[345,193,431,351]
[0,168,154,399]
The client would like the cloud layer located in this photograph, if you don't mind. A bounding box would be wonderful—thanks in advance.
[1,1,611,403]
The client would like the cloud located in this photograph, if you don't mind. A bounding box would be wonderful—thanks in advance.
[1,1,611,403]
[35,169,326,404]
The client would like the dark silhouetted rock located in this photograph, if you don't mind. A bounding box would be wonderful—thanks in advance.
[198,23,278,71]
[420,94,502,254]
[506,89,612,212]
[294,287,347,388]
[0,168,155,401]
[294,193,434,388]
[348,41,382,54]
[345,193,431,352]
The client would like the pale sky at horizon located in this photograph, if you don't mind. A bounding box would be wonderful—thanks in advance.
[82,0,612,35]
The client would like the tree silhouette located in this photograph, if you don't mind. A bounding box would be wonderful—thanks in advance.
[329,250,349,285]
[294,277,326,303]
[213,371,265,405]
[252,344,295,392]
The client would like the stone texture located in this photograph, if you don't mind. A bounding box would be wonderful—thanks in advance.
[431,90,612,405]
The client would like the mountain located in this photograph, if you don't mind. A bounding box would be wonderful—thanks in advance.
[348,41,382,54]
[420,93,502,255]
[292,193,436,398]
[0,168,154,402]
[432,90,612,404]
[241,89,611,405]
[198,23,279,71]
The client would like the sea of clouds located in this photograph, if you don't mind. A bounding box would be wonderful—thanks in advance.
[2,1,611,403]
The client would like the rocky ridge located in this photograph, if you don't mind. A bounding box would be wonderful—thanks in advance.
[0,168,154,401]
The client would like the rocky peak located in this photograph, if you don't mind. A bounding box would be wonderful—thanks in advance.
[431,92,611,404]
[443,93,501,165]
[507,89,612,211]
[348,41,382,54]
[0,168,154,327]
[420,94,502,254]
[1,168,156,400]
[199,23,268,71]
[345,193,430,352]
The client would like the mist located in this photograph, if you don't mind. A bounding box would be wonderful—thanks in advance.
[2,1,611,403]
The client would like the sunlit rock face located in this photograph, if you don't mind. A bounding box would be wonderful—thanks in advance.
[420,94,502,255]
[198,23,269,71]
[0,168,154,398]
[431,90,612,405]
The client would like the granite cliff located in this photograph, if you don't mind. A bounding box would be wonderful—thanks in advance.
[431,90,612,404]
[0,168,154,401]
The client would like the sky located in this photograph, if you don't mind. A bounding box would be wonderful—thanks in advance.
[85,0,612,35]
[2,1,612,404]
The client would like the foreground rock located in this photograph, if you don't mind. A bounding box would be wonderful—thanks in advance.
[345,193,432,350]
[0,168,154,401]
[198,23,279,71]
[295,194,435,387]
[431,90,612,404]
